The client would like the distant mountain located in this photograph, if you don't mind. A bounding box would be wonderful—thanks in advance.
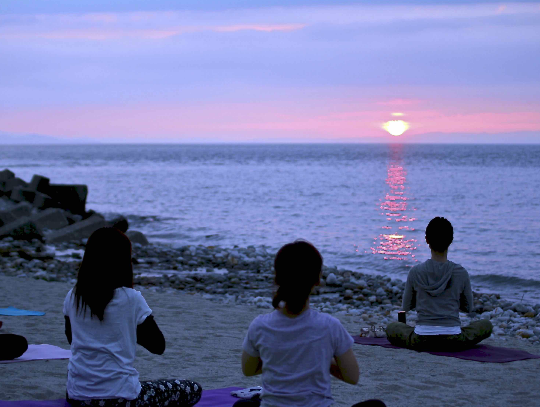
[0,132,99,145]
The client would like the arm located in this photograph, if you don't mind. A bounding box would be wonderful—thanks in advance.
[333,348,359,385]
[241,351,263,376]
[137,315,165,355]
[459,274,474,313]
[402,271,416,312]
[64,316,72,345]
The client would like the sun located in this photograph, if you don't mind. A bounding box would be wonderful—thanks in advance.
[383,120,409,137]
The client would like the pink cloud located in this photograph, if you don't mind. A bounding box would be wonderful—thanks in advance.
[213,24,306,33]
[376,99,423,106]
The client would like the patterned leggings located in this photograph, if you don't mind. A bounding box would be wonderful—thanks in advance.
[67,379,202,407]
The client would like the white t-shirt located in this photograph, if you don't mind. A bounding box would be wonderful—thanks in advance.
[414,325,462,335]
[243,308,354,407]
[63,288,152,400]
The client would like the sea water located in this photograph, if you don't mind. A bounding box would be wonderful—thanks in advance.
[2,143,539,302]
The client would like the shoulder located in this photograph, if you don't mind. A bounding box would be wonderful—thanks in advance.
[249,311,273,329]
[310,309,342,329]
[408,262,425,276]
[64,288,74,304]
[450,261,469,277]
[116,287,145,301]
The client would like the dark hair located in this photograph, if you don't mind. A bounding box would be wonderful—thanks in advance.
[272,240,323,315]
[73,227,133,321]
[425,217,454,253]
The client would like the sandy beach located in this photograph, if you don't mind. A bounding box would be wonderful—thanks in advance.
[1,274,539,407]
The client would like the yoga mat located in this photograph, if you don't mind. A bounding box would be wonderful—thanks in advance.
[0,387,244,407]
[353,336,540,363]
[0,307,45,316]
[0,344,71,364]
[198,386,243,407]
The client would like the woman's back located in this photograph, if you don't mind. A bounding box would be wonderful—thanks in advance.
[63,287,151,400]
[243,309,353,407]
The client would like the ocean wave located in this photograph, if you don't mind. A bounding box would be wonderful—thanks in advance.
[471,274,540,289]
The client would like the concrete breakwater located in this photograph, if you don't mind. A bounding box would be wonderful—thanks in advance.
[1,237,539,345]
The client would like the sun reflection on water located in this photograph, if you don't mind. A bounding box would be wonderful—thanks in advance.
[371,150,418,262]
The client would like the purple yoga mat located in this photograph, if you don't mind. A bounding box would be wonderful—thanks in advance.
[353,336,540,363]
[0,387,244,407]
[0,345,71,364]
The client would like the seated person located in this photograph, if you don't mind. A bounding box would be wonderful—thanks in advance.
[238,240,386,407]
[63,227,202,407]
[0,333,28,360]
[386,217,493,351]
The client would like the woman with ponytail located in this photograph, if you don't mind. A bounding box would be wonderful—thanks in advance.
[238,240,386,407]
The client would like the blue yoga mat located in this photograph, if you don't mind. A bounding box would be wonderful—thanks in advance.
[0,307,45,316]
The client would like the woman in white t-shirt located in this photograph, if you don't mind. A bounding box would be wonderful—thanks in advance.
[239,240,386,407]
[63,227,201,407]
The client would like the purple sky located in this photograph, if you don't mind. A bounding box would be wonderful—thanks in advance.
[1,1,539,143]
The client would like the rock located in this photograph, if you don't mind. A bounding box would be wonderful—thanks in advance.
[344,289,353,300]
[47,184,88,214]
[32,191,54,209]
[376,287,386,296]
[368,296,377,303]
[47,214,108,244]
[0,169,15,195]
[31,208,69,230]
[126,230,149,246]
[10,187,53,209]
[29,175,50,193]
[517,330,534,339]
[0,217,44,241]
[0,203,31,227]
[0,177,28,195]
[326,273,338,286]
[524,312,536,318]
[110,216,129,233]
[0,169,14,182]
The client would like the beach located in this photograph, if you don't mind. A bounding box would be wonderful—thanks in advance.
[1,274,540,407]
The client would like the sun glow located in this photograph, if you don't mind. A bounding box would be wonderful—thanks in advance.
[383,120,409,137]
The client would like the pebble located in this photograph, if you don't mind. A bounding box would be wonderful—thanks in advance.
[0,237,539,344]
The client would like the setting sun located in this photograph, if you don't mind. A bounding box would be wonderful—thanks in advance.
[383,120,409,137]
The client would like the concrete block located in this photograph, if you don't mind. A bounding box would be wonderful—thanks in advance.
[29,175,50,193]
[126,230,149,246]
[32,191,54,209]
[10,187,53,209]
[0,169,14,182]
[10,187,35,203]
[47,214,108,244]
[0,217,44,241]
[32,208,69,230]
[0,202,33,227]
[0,177,27,194]
[47,184,88,215]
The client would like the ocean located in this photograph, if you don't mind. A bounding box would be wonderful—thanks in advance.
[1,143,539,302]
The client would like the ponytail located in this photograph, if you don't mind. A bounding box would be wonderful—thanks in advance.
[272,240,323,315]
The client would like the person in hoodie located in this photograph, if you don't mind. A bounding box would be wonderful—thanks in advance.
[386,217,493,351]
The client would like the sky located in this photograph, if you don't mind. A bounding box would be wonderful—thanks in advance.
[1,0,539,143]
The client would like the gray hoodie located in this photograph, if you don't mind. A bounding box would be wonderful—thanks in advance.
[402,259,473,327]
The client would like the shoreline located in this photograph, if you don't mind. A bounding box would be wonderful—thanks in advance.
[1,237,539,345]
[1,274,540,406]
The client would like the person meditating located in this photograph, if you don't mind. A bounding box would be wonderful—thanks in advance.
[63,227,202,407]
[238,240,386,407]
[386,217,493,351]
